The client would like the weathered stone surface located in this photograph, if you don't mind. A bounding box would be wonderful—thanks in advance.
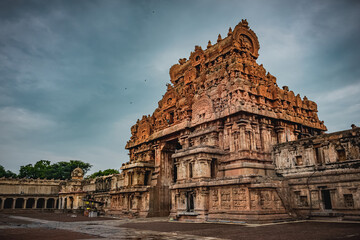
[111,19,326,222]
[273,127,360,217]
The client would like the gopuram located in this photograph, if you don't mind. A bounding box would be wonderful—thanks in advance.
[1,20,359,223]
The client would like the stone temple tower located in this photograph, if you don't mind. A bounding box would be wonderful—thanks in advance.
[109,19,326,222]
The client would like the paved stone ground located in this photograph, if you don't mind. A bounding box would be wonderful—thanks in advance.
[1,213,360,240]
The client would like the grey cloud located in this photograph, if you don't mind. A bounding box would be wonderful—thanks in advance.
[0,0,359,173]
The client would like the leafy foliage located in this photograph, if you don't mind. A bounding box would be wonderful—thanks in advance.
[0,165,17,178]
[88,169,119,179]
[18,160,91,180]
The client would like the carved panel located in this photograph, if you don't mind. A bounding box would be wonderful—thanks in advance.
[259,190,272,209]
[210,188,219,210]
[220,189,231,209]
[232,187,247,210]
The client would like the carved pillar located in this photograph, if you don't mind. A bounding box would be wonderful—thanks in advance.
[246,124,253,151]
[218,125,224,149]
[175,191,180,212]
[224,123,232,150]
[233,130,239,151]
[229,123,236,152]
[275,126,285,143]
[197,187,209,215]
[33,198,38,209]
[260,125,273,152]
[137,169,145,186]
[253,123,261,150]
[237,119,248,150]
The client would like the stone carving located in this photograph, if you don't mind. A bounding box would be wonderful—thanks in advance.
[220,189,231,209]
[232,187,247,210]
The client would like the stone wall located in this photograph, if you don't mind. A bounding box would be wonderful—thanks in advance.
[0,178,61,210]
[274,127,360,217]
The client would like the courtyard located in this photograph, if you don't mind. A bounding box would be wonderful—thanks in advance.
[0,212,360,240]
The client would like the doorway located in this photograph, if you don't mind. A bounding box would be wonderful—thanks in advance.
[186,192,195,212]
[321,190,332,209]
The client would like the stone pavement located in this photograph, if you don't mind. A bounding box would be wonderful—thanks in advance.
[2,215,222,240]
[2,214,360,240]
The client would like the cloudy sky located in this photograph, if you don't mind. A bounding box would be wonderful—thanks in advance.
[1,0,359,174]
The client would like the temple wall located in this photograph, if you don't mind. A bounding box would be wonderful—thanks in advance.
[273,127,360,217]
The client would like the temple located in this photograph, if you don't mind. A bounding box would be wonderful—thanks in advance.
[1,20,359,223]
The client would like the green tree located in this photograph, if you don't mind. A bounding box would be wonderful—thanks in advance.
[88,169,119,178]
[51,160,91,179]
[0,165,17,178]
[18,160,91,180]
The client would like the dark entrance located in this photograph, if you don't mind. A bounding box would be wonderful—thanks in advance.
[4,198,13,209]
[321,190,332,209]
[47,198,55,208]
[26,198,35,208]
[15,198,24,208]
[37,198,45,208]
[186,192,195,212]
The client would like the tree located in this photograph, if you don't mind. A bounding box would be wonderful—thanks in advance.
[18,160,92,180]
[51,160,91,180]
[0,165,17,178]
[88,169,119,179]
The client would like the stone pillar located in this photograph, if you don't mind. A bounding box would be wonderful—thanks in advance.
[1,198,4,209]
[44,198,49,209]
[34,198,38,209]
[197,187,209,216]
[23,198,27,209]
[237,119,248,150]
[135,170,145,186]
[229,123,235,152]
[250,124,257,151]
[12,198,16,209]
[260,125,272,152]
[275,126,285,143]
[224,123,232,150]
[246,125,253,150]
[154,143,162,181]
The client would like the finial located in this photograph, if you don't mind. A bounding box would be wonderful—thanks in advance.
[194,45,202,51]
[217,34,222,43]
[240,19,249,28]
[228,27,232,36]
[207,40,212,48]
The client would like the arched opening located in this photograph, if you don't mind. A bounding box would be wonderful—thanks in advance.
[26,198,35,209]
[15,198,24,208]
[4,198,13,209]
[47,198,55,209]
[36,198,45,209]
[56,199,59,209]
[64,198,67,209]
